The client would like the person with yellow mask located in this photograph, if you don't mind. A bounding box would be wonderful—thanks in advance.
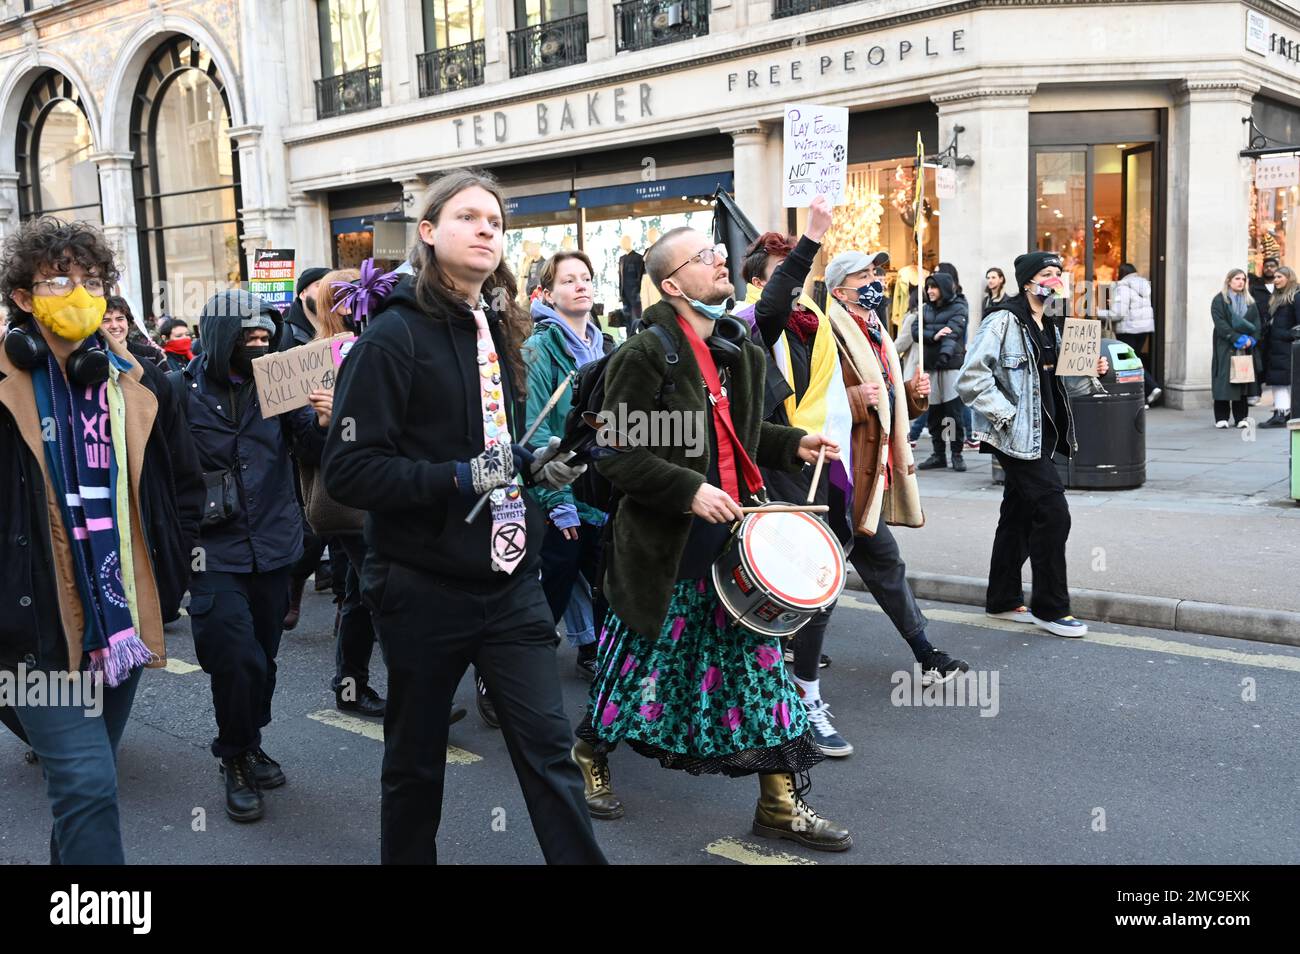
[0,217,203,863]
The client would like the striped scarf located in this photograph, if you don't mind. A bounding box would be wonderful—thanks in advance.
[33,350,150,685]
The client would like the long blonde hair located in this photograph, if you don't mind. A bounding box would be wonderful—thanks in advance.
[315,268,360,339]
[1220,268,1248,305]
[1269,266,1298,314]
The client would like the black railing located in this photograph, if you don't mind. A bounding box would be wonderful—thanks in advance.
[615,0,709,53]
[508,14,588,77]
[315,64,383,119]
[417,39,486,97]
[773,0,855,18]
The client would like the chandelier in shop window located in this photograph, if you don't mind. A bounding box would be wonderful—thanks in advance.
[823,168,885,261]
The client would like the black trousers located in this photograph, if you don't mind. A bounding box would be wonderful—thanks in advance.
[333,534,378,694]
[189,568,291,759]
[1213,399,1248,424]
[988,449,1072,620]
[291,528,325,585]
[1116,332,1158,398]
[539,522,606,630]
[926,397,966,458]
[366,558,606,865]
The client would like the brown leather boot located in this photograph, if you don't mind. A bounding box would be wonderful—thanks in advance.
[571,740,624,820]
[282,575,306,630]
[753,773,852,852]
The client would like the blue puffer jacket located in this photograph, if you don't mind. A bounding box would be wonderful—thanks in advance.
[179,290,324,573]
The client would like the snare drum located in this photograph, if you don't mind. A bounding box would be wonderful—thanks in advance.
[711,508,846,638]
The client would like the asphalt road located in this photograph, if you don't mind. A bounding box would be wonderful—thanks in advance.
[3,580,1297,866]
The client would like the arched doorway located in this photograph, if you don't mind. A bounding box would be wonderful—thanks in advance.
[131,35,245,318]
[15,70,103,224]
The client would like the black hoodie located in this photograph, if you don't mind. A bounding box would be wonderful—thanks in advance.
[180,290,325,573]
[322,275,544,584]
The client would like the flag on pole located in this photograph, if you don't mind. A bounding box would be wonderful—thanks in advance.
[915,132,926,374]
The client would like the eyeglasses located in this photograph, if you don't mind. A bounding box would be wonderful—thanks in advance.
[665,243,727,281]
[31,276,107,297]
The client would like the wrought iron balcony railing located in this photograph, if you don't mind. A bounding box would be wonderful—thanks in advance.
[315,64,383,119]
[615,0,710,53]
[773,0,856,19]
[417,39,486,97]
[508,14,588,78]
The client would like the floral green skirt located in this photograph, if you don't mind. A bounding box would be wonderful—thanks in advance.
[578,578,823,777]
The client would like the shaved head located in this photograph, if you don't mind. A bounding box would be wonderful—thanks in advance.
[644,227,698,291]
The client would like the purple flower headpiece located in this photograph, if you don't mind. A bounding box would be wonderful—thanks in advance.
[332,258,400,332]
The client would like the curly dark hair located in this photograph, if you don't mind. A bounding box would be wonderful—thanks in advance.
[741,231,797,285]
[0,217,119,321]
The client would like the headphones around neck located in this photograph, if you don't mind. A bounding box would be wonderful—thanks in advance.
[4,322,110,387]
[705,312,747,368]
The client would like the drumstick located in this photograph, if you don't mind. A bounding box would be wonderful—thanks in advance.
[806,444,827,505]
[465,372,575,524]
[738,504,830,514]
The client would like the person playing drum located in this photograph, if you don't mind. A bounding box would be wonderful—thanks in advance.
[570,226,851,853]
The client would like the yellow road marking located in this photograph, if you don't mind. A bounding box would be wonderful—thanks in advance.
[306,709,482,764]
[704,837,818,865]
[843,599,1300,674]
[164,658,201,674]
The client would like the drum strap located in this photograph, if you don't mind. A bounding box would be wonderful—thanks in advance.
[675,314,764,502]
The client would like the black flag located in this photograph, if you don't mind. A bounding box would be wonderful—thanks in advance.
[713,186,759,303]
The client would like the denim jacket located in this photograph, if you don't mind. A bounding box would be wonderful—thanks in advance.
[957,307,1100,461]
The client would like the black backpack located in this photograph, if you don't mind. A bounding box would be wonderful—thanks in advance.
[561,322,677,513]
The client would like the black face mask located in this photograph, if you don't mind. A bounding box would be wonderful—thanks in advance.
[304,295,317,316]
[232,344,269,374]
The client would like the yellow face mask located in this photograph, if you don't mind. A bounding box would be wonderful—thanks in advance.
[29,284,107,342]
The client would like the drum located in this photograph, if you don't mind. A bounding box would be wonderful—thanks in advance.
[712,507,846,638]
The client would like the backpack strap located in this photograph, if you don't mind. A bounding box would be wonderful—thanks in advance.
[646,322,678,402]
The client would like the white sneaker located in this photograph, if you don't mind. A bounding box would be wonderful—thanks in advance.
[986,605,1034,623]
[1236,419,1250,429]
[1214,420,1230,429]
[803,699,853,757]
[1031,614,1089,638]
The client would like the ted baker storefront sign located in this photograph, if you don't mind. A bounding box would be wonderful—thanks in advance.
[449,27,969,152]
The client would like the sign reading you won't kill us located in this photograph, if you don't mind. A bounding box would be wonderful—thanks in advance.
[251,333,356,419]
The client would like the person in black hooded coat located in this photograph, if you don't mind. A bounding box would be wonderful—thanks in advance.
[176,288,329,823]
[914,271,969,471]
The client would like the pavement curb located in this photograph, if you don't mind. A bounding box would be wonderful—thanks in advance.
[844,571,1300,648]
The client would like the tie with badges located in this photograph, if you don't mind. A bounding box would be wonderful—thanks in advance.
[473,308,526,574]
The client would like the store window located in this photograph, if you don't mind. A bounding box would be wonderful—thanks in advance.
[15,71,102,225]
[318,0,382,76]
[131,36,243,318]
[805,158,940,331]
[424,0,484,48]
[514,0,586,27]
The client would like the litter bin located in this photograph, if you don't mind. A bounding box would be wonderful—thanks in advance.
[991,339,1146,489]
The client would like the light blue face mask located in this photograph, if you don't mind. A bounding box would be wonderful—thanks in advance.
[686,297,728,320]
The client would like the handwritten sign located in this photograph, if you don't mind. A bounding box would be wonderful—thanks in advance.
[782,103,849,208]
[1058,318,1102,377]
[252,332,355,418]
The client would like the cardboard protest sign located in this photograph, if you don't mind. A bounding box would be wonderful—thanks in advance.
[252,332,356,418]
[1058,318,1102,377]
[250,249,295,313]
[782,103,849,207]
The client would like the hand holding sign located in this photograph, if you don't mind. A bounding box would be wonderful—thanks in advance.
[251,332,356,418]
[1058,319,1103,377]
[782,103,849,208]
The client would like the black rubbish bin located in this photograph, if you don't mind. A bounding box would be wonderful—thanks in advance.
[990,339,1146,489]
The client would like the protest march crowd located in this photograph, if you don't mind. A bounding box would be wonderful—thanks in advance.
[4,166,1131,865]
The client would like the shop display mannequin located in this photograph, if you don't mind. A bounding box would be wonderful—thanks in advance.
[617,234,645,322]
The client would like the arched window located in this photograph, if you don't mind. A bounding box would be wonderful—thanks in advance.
[15,70,103,224]
[131,36,244,317]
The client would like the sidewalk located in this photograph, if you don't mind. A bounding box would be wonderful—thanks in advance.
[846,406,1300,645]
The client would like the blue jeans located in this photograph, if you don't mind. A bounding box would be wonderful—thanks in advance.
[562,577,595,648]
[14,667,142,865]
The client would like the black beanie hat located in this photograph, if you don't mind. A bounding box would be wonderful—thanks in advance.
[296,267,330,296]
[1014,251,1063,291]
